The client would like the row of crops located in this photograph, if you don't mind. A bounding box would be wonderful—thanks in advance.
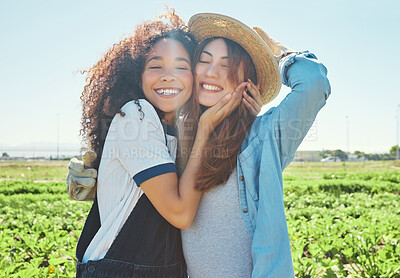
[0,180,91,277]
[0,161,399,277]
[284,173,400,277]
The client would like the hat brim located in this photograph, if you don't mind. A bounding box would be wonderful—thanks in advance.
[188,13,281,104]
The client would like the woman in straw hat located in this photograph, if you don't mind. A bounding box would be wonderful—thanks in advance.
[68,12,330,278]
[177,13,330,278]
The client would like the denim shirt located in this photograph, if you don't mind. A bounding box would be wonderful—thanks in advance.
[236,51,331,277]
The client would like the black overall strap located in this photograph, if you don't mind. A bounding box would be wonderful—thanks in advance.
[76,195,101,262]
[104,194,184,266]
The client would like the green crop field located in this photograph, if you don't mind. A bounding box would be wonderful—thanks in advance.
[0,160,399,277]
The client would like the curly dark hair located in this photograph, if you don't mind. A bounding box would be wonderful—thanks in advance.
[80,9,197,169]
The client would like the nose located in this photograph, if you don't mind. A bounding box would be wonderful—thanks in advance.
[205,63,219,78]
[161,68,176,82]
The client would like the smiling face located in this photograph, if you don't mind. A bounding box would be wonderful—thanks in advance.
[195,38,244,107]
[141,38,193,121]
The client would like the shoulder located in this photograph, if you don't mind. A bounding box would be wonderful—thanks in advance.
[120,99,158,118]
[112,99,164,138]
[250,107,277,133]
[120,99,160,122]
[240,107,278,152]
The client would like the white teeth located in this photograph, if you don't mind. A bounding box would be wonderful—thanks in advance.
[156,89,180,95]
[202,84,222,91]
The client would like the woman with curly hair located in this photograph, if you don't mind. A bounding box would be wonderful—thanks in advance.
[73,11,244,278]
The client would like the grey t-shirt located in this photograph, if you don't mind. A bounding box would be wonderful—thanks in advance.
[181,169,253,278]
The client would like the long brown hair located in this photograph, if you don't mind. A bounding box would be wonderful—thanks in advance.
[180,37,258,191]
[80,9,197,169]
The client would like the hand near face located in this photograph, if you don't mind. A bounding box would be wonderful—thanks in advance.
[198,82,247,137]
[242,79,263,116]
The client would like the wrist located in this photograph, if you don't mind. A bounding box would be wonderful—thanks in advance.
[281,46,298,57]
[197,119,212,139]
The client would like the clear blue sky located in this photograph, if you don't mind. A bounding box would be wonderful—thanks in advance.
[1,0,399,154]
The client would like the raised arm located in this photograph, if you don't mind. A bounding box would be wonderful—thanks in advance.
[247,28,331,277]
[253,27,331,169]
[271,51,331,168]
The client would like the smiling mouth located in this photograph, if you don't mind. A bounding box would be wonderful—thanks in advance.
[155,88,182,96]
[201,83,223,92]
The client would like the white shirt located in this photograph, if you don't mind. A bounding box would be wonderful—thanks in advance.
[82,99,177,263]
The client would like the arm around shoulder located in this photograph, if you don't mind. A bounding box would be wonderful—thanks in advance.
[140,126,208,230]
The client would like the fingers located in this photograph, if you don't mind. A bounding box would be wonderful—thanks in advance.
[205,93,232,116]
[69,167,97,178]
[214,81,247,113]
[198,83,245,134]
[242,91,259,113]
[66,173,78,198]
[198,93,232,132]
[66,173,96,189]
[73,177,96,188]
[242,80,263,115]
[247,79,263,105]
[252,26,283,58]
[233,82,248,96]
[82,151,97,167]
[233,82,248,98]
[218,82,247,114]
[243,79,263,116]
[69,157,84,172]
[242,96,258,116]
[199,82,251,134]
[66,173,96,201]
[207,82,247,115]
[216,92,233,111]
[69,152,97,175]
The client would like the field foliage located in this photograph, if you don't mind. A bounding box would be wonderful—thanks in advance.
[0,161,399,277]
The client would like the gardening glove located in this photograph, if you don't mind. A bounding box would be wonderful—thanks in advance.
[253,27,298,63]
[66,151,97,201]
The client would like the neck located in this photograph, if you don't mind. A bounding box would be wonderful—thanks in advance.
[163,111,176,126]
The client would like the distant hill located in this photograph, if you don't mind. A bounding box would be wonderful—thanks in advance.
[0,142,81,158]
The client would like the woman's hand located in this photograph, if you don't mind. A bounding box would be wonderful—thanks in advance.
[242,79,263,116]
[253,27,297,62]
[66,151,97,201]
[198,82,247,137]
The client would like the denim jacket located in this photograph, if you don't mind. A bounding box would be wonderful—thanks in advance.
[236,51,331,277]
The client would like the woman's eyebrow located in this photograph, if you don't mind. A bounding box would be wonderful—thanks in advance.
[202,50,212,57]
[146,56,190,65]
[176,57,190,64]
[201,51,228,60]
[146,56,162,64]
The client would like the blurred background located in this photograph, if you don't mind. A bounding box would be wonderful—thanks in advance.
[1,2,399,277]
[1,0,399,161]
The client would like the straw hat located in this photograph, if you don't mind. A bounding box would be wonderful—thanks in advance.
[188,13,281,104]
